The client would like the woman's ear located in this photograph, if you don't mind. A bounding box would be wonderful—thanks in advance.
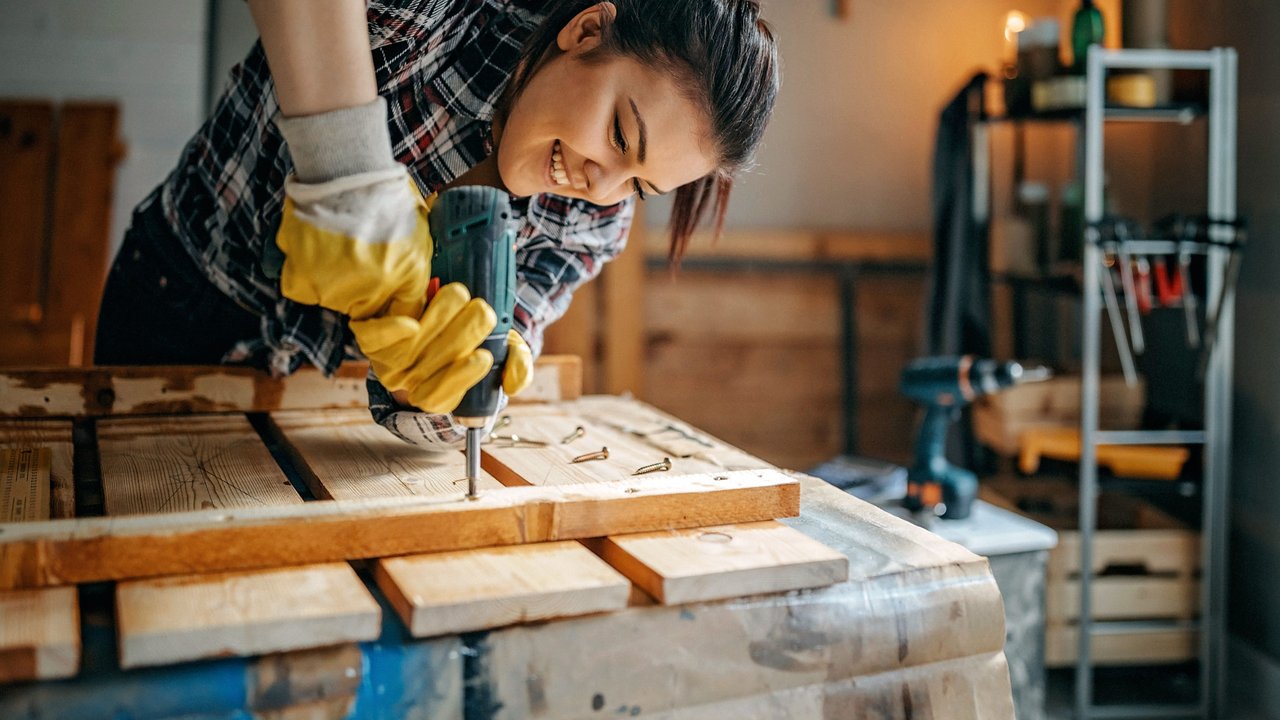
[556,2,617,54]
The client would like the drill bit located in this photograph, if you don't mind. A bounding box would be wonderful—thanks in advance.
[465,427,482,499]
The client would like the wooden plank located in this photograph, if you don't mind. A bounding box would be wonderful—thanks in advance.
[0,356,579,418]
[0,586,79,682]
[601,206,646,396]
[376,542,630,637]
[116,563,380,669]
[1045,622,1197,667]
[270,409,504,499]
[1,448,50,522]
[587,520,848,604]
[0,420,74,519]
[483,398,770,487]
[0,469,799,590]
[0,103,54,333]
[98,414,302,516]
[46,103,123,364]
[1050,530,1199,579]
[644,228,932,264]
[543,278,599,394]
[1046,575,1199,622]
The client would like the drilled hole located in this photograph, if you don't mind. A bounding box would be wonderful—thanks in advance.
[698,531,732,544]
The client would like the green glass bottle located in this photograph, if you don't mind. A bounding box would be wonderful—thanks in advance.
[1071,0,1105,74]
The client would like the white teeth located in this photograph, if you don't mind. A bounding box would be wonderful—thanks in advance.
[552,140,568,185]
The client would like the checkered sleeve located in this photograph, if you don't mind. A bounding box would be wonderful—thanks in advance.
[365,194,635,449]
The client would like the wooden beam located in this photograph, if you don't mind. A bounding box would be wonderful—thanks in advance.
[645,228,931,264]
[376,542,629,637]
[0,356,581,418]
[0,103,54,335]
[0,586,79,682]
[98,415,302,515]
[116,563,380,669]
[0,421,73,519]
[0,469,799,590]
[269,409,504,500]
[601,207,646,396]
[586,521,848,605]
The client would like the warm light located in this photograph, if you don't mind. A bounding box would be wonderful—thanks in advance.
[1004,10,1029,43]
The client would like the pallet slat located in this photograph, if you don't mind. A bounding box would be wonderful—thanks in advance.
[1046,576,1199,622]
[0,587,79,682]
[376,542,630,637]
[116,563,380,669]
[270,409,503,499]
[1045,623,1198,667]
[587,520,849,605]
[0,470,799,590]
[98,415,302,515]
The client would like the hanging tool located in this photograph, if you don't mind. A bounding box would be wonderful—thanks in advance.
[1099,250,1139,386]
[429,186,518,500]
[1113,222,1146,354]
[900,356,1051,521]
[1200,219,1247,375]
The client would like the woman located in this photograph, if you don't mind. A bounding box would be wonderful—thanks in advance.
[94,0,779,448]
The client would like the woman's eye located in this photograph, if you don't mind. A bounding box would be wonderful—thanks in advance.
[612,114,628,154]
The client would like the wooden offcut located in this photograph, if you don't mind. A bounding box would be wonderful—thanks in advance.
[0,586,79,682]
[588,520,849,604]
[0,420,73,519]
[270,409,503,499]
[98,414,302,515]
[116,563,380,669]
[376,542,630,637]
[0,356,580,418]
[0,469,799,590]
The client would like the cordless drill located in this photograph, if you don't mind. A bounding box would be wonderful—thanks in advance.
[900,356,1051,520]
[428,186,517,499]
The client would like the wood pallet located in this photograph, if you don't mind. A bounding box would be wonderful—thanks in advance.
[0,359,847,681]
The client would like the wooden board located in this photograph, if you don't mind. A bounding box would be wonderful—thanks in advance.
[98,414,302,515]
[1047,575,1199,622]
[483,397,770,487]
[587,520,849,604]
[0,586,79,682]
[116,563,380,669]
[270,409,504,500]
[1,447,50,522]
[0,469,799,590]
[0,420,74,519]
[0,356,580,418]
[1045,622,1198,667]
[0,103,54,332]
[376,542,630,637]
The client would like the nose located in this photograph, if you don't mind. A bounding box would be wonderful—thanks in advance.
[582,157,634,204]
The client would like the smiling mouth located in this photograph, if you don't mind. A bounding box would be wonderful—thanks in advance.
[550,139,569,187]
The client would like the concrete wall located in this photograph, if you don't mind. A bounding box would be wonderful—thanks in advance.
[0,0,210,259]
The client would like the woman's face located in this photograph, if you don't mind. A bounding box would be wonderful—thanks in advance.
[497,3,717,205]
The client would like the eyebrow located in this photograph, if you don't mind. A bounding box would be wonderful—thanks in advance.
[627,97,668,195]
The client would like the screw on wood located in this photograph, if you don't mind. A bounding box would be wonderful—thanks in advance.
[489,434,548,448]
[571,447,609,463]
[493,415,513,432]
[560,426,586,444]
[631,458,672,476]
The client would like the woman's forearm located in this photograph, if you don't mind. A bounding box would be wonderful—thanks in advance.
[247,0,378,117]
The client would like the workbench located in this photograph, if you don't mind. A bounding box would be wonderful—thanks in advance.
[0,360,1014,719]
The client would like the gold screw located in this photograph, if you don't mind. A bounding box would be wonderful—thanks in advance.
[493,415,513,432]
[632,457,672,475]
[571,447,610,463]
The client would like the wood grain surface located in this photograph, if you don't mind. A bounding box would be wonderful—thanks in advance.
[0,470,799,590]
[0,586,78,682]
[270,409,503,500]
[97,414,302,515]
[116,563,380,669]
[587,520,849,604]
[376,542,629,637]
[0,420,74,518]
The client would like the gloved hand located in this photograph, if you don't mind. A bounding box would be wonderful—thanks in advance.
[273,98,434,320]
[350,282,535,413]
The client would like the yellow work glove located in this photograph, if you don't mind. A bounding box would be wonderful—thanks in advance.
[276,176,435,321]
[350,282,535,413]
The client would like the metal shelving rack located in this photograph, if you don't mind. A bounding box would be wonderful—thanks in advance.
[1077,46,1238,720]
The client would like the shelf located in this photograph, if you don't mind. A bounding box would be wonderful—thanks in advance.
[983,103,1206,126]
[1092,430,1206,446]
[1085,704,1206,720]
[1087,619,1199,635]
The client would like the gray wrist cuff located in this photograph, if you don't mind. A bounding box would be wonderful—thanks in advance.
[277,97,398,183]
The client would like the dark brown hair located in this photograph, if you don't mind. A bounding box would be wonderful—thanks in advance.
[503,0,780,264]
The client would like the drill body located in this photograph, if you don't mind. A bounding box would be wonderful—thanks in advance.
[900,356,1050,520]
[428,186,517,497]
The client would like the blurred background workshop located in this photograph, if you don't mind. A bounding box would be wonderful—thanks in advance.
[1,1,1278,719]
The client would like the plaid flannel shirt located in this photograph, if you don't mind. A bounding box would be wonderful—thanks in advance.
[157,0,633,447]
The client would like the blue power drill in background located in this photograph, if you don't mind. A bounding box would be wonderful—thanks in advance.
[429,186,517,499]
[900,356,1051,521]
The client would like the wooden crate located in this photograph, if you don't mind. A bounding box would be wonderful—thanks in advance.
[982,477,1199,666]
[973,375,1146,456]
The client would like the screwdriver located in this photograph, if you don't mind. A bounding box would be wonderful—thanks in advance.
[428,186,517,499]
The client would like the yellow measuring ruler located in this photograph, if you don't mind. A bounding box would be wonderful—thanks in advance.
[1,446,51,521]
